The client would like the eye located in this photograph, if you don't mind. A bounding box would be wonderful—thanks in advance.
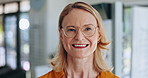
[67,29,76,32]
[85,27,92,31]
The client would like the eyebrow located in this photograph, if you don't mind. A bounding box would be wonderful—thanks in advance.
[66,26,75,27]
[83,24,94,26]
[65,24,94,27]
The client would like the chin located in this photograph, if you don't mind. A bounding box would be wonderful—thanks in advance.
[72,53,92,58]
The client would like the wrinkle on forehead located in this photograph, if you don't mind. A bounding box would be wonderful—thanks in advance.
[62,8,97,27]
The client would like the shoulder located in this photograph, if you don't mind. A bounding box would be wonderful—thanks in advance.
[98,71,119,78]
[38,70,64,78]
[38,70,55,78]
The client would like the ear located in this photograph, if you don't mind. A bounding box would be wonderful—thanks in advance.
[98,31,102,41]
[98,35,101,41]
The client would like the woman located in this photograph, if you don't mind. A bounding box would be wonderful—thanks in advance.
[39,1,119,78]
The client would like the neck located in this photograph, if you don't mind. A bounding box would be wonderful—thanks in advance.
[65,53,98,78]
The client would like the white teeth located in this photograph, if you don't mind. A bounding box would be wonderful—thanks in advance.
[74,45,87,47]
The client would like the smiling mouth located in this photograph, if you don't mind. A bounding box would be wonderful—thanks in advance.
[72,44,89,48]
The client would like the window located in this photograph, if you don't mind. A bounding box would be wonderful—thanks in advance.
[4,2,18,14]
[0,5,3,14]
[19,13,30,71]
[20,0,30,12]
[0,15,5,67]
[0,0,30,71]
[5,15,17,69]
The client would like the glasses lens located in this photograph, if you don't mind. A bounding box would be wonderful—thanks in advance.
[62,25,96,37]
[82,25,95,37]
[64,26,77,37]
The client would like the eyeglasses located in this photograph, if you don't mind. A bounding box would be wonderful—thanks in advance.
[62,24,98,37]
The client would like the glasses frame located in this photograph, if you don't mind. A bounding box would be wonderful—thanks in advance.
[61,24,99,38]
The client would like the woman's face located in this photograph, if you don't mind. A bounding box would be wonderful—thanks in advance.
[60,9,100,58]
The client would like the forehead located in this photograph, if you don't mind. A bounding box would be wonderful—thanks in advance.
[62,8,97,27]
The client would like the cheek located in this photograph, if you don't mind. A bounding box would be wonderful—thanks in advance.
[90,37,98,53]
[61,36,72,48]
[90,34,99,44]
[90,38,98,46]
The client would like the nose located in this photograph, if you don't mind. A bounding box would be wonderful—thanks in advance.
[74,30,85,40]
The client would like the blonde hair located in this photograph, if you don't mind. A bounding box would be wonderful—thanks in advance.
[50,1,112,72]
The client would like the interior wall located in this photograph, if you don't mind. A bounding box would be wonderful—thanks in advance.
[67,0,148,5]
[29,0,148,77]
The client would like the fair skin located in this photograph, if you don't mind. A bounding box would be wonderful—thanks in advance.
[60,9,101,78]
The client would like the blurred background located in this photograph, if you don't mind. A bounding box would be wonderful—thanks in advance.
[0,0,148,78]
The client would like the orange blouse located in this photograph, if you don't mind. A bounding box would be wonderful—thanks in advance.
[39,70,119,78]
